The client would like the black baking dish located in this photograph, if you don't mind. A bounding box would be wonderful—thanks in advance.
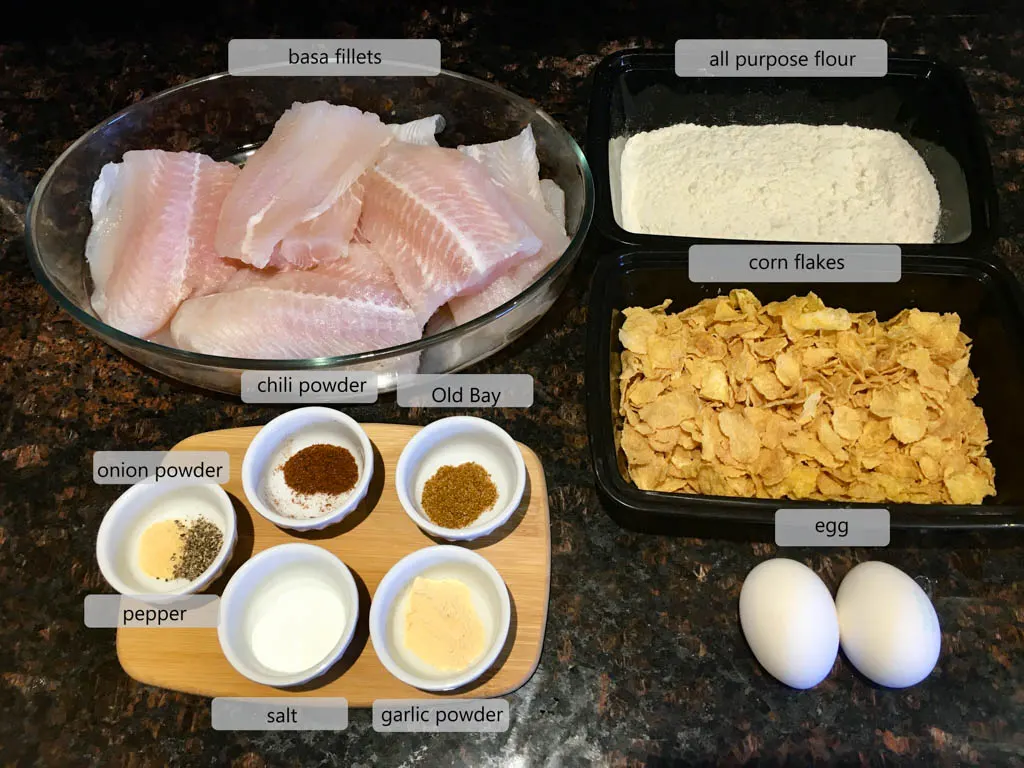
[585,250,1024,535]
[586,50,998,257]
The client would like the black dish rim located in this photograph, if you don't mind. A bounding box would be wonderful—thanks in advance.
[584,49,1000,259]
[585,249,1024,534]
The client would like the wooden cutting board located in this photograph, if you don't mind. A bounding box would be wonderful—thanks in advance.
[116,424,551,706]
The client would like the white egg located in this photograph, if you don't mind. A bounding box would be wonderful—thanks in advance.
[835,561,941,688]
[739,558,839,689]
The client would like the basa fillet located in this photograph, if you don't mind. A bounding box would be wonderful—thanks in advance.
[215,101,391,269]
[358,142,542,320]
[448,126,570,325]
[169,245,421,359]
[85,149,240,338]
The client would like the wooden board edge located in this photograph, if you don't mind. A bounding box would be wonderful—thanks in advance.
[171,426,258,451]
[511,442,551,696]
[116,630,212,697]
[114,631,141,683]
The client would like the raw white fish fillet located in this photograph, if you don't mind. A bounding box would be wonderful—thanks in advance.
[448,128,571,325]
[215,101,391,269]
[169,245,421,359]
[85,149,240,338]
[358,142,542,320]
[269,113,446,271]
[189,249,243,299]
[147,325,175,347]
[87,163,123,291]
[459,126,545,205]
[243,111,445,273]
[389,115,445,146]
[539,178,567,234]
[342,237,395,272]
[269,179,364,270]
[457,125,568,234]
[448,188,570,325]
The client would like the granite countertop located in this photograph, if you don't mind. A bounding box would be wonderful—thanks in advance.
[2,5,1022,766]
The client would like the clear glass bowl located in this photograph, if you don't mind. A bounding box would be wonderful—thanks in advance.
[26,70,594,395]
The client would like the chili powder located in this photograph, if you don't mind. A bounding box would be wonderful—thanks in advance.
[282,443,359,496]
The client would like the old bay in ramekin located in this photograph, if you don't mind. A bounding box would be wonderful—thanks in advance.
[395,416,526,541]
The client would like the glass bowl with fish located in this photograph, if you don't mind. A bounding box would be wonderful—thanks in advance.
[26,69,594,395]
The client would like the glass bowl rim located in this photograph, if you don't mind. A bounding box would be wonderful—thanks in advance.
[25,67,596,370]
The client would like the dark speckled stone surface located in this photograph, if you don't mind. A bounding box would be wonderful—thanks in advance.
[2,3,1023,766]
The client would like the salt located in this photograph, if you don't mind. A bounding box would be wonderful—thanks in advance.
[248,577,347,674]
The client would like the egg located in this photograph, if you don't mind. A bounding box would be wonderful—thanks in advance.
[835,561,941,688]
[739,558,839,689]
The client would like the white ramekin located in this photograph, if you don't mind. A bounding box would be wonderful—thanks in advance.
[395,416,526,541]
[96,479,237,597]
[217,542,360,688]
[369,545,511,691]
[241,407,374,531]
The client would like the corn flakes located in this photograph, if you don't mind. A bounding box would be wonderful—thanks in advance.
[616,290,996,504]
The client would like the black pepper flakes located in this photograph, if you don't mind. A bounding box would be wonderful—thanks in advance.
[172,518,224,581]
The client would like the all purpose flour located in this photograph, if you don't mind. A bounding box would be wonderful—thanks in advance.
[619,123,941,243]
